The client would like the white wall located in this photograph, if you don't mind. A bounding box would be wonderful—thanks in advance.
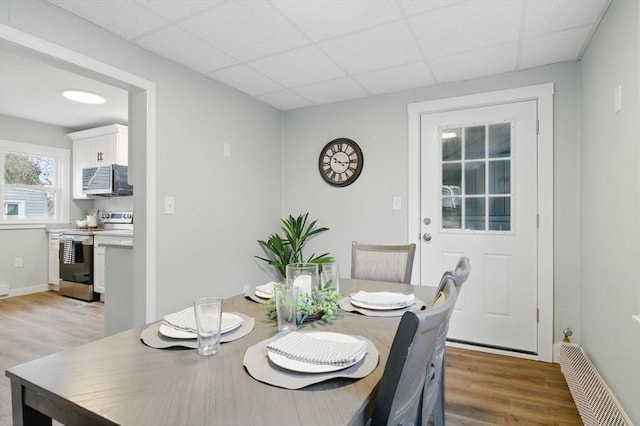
[284,61,581,346]
[0,1,284,316]
[580,0,640,422]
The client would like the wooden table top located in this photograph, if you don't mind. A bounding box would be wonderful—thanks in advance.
[7,279,434,426]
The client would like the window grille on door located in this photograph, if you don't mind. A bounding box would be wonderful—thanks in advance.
[440,122,512,232]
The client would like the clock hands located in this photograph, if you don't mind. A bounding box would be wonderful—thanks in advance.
[332,157,348,167]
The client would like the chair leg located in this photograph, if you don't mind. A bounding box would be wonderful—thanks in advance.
[433,354,446,426]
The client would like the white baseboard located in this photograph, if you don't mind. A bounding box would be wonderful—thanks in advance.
[0,284,51,299]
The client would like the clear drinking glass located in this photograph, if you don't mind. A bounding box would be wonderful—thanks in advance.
[320,263,340,294]
[193,297,223,356]
[275,284,299,333]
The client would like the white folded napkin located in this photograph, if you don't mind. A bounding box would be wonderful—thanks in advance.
[350,291,415,308]
[163,307,196,334]
[255,281,277,297]
[267,332,367,366]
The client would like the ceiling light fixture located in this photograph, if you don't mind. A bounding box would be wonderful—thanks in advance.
[62,90,106,104]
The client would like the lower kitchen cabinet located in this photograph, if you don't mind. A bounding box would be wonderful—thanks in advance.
[94,234,133,295]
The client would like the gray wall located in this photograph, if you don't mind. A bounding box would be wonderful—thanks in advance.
[1,1,284,315]
[0,114,90,293]
[284,61,581,346]
[580,0,640,421]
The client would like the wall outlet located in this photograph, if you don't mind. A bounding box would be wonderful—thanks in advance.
[0,282,9,297]
[614,84,622,112]
[14,257,23,268]
[223,143,231,158]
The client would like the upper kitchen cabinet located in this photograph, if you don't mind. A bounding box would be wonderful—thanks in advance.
[67,124,128,199]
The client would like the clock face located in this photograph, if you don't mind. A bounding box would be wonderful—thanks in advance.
[318,138,364,187]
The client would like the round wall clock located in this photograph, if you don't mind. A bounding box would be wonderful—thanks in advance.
[318,138,364,187]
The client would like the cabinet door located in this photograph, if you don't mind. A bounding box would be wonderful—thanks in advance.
[48,236,60,285]
[94,246,106,294]
[90,134,128,166]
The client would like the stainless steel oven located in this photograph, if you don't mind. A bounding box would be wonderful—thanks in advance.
[59,233,95,302]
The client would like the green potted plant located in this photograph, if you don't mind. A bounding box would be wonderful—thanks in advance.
[256,212,334,279]
[257,213,340,323]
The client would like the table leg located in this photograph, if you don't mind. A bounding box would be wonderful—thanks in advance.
[11,380,52,426]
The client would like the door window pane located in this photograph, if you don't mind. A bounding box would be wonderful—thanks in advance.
[464,126,485,160]
[442,163,461,188]
[489,160,510,194]
[465,162,485,195]
[465,198,485,230]
[489,197,511,231]
[489,123,510,158]
[439,121,513,233]
[441,128,461,161]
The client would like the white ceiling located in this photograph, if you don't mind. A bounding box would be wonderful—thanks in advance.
[1,0,611,129]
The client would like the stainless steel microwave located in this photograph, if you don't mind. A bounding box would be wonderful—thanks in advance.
[82,164,133,196]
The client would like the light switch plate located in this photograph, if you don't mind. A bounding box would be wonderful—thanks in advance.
[223,143,231,158]
[164,196,175,215]
[614,84,622,113]
[392,196,402,210]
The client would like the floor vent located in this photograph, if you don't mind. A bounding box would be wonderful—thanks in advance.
[559,343,632,426]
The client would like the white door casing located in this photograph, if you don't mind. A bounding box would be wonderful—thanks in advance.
[408,84,554,362]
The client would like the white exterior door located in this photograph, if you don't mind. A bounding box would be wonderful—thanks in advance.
[420,100,538,353]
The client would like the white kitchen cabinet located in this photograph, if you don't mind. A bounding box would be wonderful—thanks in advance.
[67,124,128,199]
[94,234,133,295]
[94,245,106,294]
[48,232,61,286]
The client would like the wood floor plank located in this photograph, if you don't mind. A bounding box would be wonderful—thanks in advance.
[0,291,582,425]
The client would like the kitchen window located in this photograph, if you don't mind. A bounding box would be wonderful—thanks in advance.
[0,140,70,224]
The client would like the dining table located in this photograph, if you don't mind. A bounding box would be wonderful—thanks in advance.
[6,278,435,426]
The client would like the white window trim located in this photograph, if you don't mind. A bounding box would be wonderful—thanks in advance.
[0,139,70,224]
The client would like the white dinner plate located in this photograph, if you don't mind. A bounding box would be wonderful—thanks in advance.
[349,293,414,311]
[267,332,366,373]
[255,282,275,299]
[254,289,273,299]
[159,312,244,339]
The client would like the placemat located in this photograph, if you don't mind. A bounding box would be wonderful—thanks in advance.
[338,296,428,317]
[243,333,379,390]
[244,292,270,304]
[140,312,255,349]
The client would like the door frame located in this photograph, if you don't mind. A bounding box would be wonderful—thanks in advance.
[407,84,554,362]
[0,23,158,323]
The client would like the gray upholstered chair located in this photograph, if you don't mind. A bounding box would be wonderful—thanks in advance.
[370,276,457,426]
[351,241,416,284]
[429,257,471,426]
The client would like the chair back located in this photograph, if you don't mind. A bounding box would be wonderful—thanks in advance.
[453,256,471,289]
[371,278,457,426]
[351,241,416,284]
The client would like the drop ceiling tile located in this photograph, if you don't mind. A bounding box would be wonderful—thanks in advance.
[523,0,609,37]
[180,1,309,61]
[209,65,283,96]
[320,21,422,75]
[256,90,312,111]
[354,61,435,94]
[396,0,463,17]
[520,27,592,70]
[409,0,522,59]
[46,0,167,39]
[135,0,224,21]
[136,26,237,73]
[431,42,518,83]
[293,77,368,105]
[249,46,345,88]
[272,0,401,41]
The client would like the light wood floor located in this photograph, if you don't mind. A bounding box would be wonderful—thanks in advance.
[0,291,582,425]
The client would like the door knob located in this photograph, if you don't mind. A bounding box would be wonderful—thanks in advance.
[423,233,432,242]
